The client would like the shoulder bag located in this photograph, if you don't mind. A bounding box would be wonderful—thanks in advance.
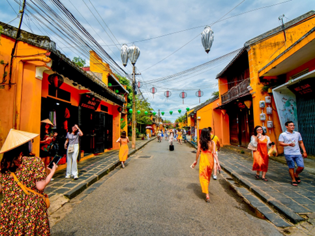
[10,172,50,208]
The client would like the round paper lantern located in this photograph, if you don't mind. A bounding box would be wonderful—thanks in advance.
[150,87,157,98]
[161,112,165,115]
[186,107,189,111]
[144,111,148,115]
[48,73,64,89]
[129,109,133,113]
[108,83,112,87]
[115,89,119,94]
[121,118,124,121]
[153,112,156,115]
[169,111,173,115]
[179,91,187,104]
[195,89,204,103]
[137,81,142,88]
[137,110,141,114]
[164,90,172,100]
[178,109,181,114]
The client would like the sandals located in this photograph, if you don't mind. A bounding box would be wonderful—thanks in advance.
[255,175,260,180]
[291,181,298,186]
[261,177,268,182]
[205,197,210,203]
[295,177,301,184]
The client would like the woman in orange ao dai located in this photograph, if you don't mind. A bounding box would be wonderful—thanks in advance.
[191,128,221,202]
[250,126,271,181]
[116,131,129,168]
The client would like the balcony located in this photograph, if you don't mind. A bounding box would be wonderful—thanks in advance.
[221,78,250,104]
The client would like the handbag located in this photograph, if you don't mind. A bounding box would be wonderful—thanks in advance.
[10,172,50,208]
[68,144,74,153]
[247,142,257,151]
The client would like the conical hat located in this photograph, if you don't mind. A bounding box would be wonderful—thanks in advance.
[41,118,53,126]
[0,129,39,154]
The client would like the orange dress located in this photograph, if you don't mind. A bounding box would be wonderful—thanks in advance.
[252,137,269,172]
[199,150,214,194]
[119,138,129,162]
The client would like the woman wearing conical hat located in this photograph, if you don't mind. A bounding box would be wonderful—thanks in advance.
[0,129,58,235]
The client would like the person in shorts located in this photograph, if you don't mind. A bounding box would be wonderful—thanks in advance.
[279,121,307,186]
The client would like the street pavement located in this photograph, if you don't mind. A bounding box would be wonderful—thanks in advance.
[51,139,282,236]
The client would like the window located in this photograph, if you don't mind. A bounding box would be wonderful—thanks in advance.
[100,105,108,112]
[48,85,71,102]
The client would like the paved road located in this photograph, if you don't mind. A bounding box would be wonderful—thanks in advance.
[51,140,282,236]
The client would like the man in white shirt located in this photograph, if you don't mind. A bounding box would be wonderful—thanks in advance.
[279,121,307,186]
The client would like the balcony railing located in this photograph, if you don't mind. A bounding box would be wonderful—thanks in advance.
[221,78,250,104]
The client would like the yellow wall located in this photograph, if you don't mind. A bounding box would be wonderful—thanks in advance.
[0,34,50,156]
[247,15,315,150]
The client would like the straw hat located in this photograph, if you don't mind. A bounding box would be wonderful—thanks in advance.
[41,118,54,126]
[0,129,39,154]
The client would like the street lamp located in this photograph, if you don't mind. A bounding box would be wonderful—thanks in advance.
[121,44,140,149]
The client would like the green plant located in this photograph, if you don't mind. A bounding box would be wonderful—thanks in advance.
[261,85,269,93]
[120,120,126,130]
[72,56,86,67]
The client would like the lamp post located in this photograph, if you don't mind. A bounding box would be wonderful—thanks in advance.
[121,44,140,149]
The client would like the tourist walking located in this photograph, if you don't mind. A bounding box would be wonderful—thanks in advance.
[278,121,307,186]
[177,129,183,145]
[64,124,83,180]
[157,130,162,142]
[116,131,129,168]
[191,128,221,202]
[249,126,271,181]
[208,127,221,180]
[0,129,58,235]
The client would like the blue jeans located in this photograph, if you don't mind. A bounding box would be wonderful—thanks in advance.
[284,154,304,169]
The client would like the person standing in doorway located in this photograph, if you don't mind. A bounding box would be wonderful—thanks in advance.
[116,131,129,168]
[191,128,221,202]
[279,121,307,186]
[250,126,271,181]
[64,124,83,180]
[208,127,221,180]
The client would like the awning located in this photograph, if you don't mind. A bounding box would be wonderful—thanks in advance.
[108,74,129,94]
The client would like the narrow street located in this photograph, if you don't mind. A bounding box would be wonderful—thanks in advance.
[51,140,281,236]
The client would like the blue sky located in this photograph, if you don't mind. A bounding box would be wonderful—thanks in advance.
[0,0,314,121]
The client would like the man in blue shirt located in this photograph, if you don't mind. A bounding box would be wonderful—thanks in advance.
[279,121,307,186]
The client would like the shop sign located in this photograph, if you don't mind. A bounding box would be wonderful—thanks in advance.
[79,94,101,110]
[288,78,315,96]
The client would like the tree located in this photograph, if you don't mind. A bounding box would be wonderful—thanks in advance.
[72,56,86,67]
[212,91,219,97]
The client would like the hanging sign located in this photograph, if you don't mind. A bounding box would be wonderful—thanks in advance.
[288,78,315,97]
[79,94,101,110]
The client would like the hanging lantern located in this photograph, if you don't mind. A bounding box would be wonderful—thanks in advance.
[201,26,214,54]
[129,109,133,113]
[164,90,172,100]
[179,91,187,104]
[161,112,165,115]
[121,118,124,121]
[108,83,112,87]
[178,109,181,114]
[186,107,190,111]
[153,112,156,116]
[48,73,64,89]
[128,45,140,65]
[144,111,148,115]
[137,110,141,114]
[115,89,119,94]
[195,89,204,103]
[170,111,173,115]
[121,44,129,67]
[137,81,142,88]
[150,87,157,98]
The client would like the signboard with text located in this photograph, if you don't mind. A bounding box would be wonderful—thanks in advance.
[288,77,315,97]
[79,94,101,110]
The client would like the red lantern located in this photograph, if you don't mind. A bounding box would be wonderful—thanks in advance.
[195,89,204,103]
[137,81,142,88]
[179,91,187,104]
[150,87,157,98]
[48,73,64,89]
[164,90,172,100]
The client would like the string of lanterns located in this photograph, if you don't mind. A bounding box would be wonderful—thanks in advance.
[128,107,190,115]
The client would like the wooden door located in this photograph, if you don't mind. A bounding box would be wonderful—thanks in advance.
[229,111,239,145]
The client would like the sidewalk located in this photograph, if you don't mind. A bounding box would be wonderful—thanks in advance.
[45,138,154,200]
[219,148,315,224]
